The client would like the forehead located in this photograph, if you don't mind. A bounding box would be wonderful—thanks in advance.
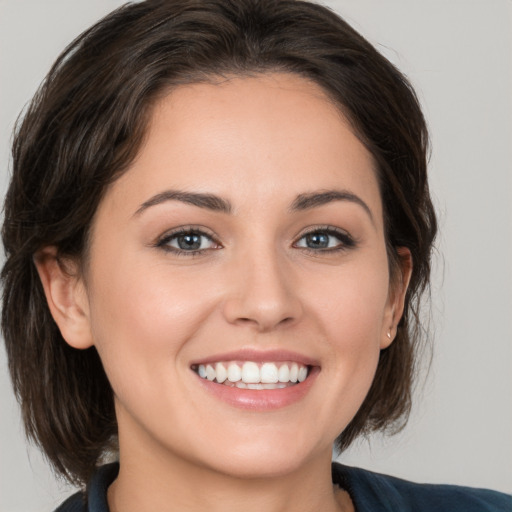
[99,73,381,221]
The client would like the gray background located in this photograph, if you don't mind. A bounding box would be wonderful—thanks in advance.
[1,1,511,510]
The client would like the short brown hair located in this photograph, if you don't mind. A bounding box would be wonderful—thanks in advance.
[2,0,437,485]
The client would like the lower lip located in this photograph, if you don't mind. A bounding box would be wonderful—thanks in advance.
[195,367,319,411]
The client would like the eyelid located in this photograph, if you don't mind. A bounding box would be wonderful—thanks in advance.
[152,224,356,256]
[293,225,357,251]
[154,225,222,254]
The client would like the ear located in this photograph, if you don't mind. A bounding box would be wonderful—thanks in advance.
[381,247,413,349]
[34,246,94,350]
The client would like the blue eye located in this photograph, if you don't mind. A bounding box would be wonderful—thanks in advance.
[157,228,219,254]
[295,228,355,251]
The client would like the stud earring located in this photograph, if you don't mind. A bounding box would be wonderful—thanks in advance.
[386,331,392,339]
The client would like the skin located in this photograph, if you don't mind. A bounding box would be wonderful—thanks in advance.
[36,73,411,512]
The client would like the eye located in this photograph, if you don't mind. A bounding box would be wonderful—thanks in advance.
[156,227,220,255]
[294,227,355,252]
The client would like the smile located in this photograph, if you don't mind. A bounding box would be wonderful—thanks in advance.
[192,361,309,389]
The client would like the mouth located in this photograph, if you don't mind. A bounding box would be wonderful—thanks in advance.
[190,350,319,410]
[191,361,310,390]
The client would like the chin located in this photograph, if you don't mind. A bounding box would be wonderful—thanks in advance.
[205,451,313,480]
[189,429,332,480]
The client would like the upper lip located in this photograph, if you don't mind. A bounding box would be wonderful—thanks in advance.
[189,348,320,367]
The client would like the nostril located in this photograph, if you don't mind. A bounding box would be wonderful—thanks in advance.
[222,286,303,331]
[233,315,296,331]
[236,317,257,325]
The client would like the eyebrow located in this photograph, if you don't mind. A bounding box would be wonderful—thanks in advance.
[290,190,374,222]
[134,190,232,216]
[134,188,373,222]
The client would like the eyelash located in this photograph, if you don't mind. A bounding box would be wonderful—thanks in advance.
[155,226,221,257]
[155,225,356,257]
[293,226,356,254]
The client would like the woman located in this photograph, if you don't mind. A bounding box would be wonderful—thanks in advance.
[1,1,510,511]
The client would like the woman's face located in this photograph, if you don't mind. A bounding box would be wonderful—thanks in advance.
[68,74,405,477]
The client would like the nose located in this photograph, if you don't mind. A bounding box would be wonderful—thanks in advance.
[222,248,303,332]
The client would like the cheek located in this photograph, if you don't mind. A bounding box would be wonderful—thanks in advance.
[85,255,217,393]
[307,254,390,402]
[312,256,390,344]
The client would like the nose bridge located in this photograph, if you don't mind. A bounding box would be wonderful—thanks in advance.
[222,239,302,331]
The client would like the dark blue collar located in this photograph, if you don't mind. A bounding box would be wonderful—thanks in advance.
[55,461,511,512]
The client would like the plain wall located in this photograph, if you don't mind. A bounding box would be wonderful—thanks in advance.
[1,1,511,510]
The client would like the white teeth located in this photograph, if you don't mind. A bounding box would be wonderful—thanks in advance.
[242,362,260,383]
[227,363,242,382]
[248,383,288,390]
[278,364,290,383]
[206,364,215,381]
[195,361,310,387]
[289,363,299,383]
[215,363,227,383]
[260,363,279,384]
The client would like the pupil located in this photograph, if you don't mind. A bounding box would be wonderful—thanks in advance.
[307,233,328,248]
[178,234,201,250]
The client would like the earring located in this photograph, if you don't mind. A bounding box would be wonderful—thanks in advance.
[387,331,392,339]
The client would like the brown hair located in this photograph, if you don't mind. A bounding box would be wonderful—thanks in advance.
[2,0,436,485]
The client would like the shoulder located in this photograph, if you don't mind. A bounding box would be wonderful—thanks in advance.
[53,463,119,512]
[332,463,512,512]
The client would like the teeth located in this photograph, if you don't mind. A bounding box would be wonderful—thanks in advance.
[261,362,279,383]
[247,383,289,390]
[227,363,242,382]
[242,362,260,383]
[206,364,215,381]
[278,364,290,382]
[195,361,310,387]
[215,363,227,383]
[289,363,298,383]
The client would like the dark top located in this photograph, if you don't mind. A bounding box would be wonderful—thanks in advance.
[55,462,512,512]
